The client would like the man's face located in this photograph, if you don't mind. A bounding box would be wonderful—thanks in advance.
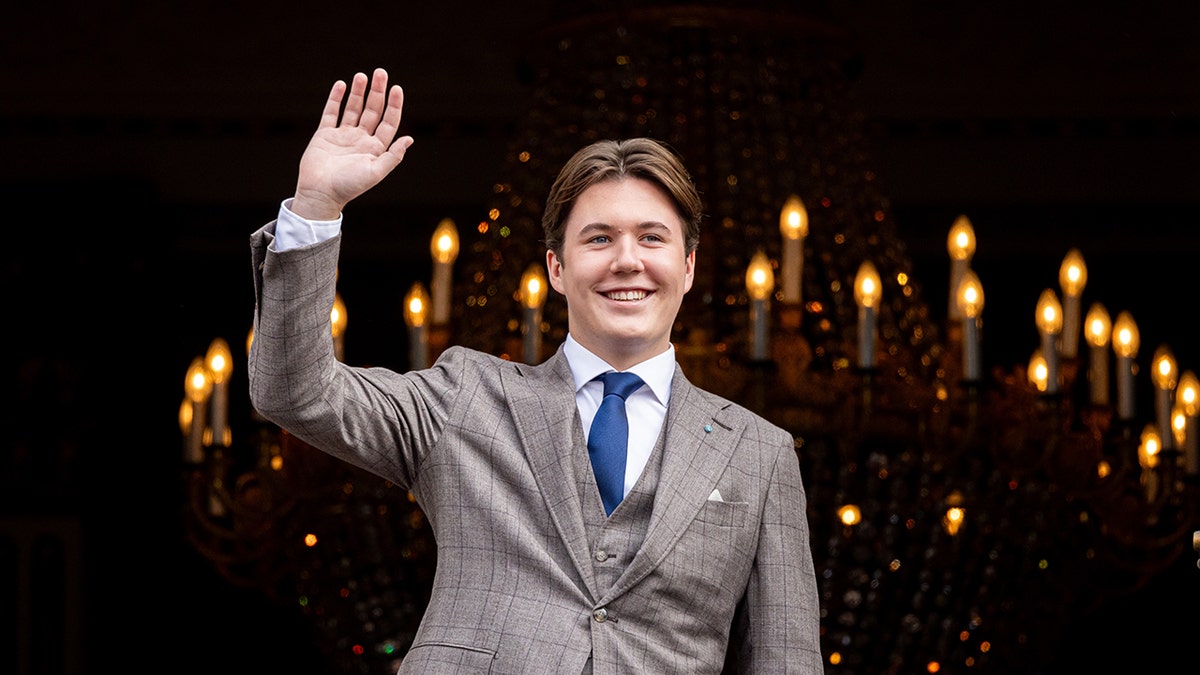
[547,177,695,370]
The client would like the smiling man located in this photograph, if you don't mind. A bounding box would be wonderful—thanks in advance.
[248,68,822,674]
[544,142,698,371]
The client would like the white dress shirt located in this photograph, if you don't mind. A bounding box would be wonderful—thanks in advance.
[273,200,673,498]
[562,334,673,498]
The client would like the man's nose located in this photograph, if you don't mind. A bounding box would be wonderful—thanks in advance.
[611,237,645,272]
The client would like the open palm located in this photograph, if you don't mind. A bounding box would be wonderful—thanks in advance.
[292,68,414,221]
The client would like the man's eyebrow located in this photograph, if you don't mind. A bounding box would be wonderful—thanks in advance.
[578,221,671,235]
[636,221,671,232]
[578,222,615,235]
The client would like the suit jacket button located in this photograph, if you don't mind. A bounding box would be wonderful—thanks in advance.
[592,608,608,623]
[594,549,609,562]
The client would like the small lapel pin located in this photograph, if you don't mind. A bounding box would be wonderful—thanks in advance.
[704,424,713,433]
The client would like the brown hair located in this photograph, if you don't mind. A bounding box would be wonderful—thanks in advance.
[541,138,703,257]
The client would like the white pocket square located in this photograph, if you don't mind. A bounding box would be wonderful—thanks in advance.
[707,488,724,502]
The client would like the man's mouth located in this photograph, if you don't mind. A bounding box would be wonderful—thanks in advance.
[605,290,648,301]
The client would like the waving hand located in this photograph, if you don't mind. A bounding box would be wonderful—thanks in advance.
[291,68,414,221]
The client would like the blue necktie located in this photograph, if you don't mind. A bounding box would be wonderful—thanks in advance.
[588,371,644,516]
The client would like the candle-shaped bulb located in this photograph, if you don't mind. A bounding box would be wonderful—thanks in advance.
[1057,248,1086,358]
[179,398,193,437]
[1035,289,1063,337]
[1178,370,1200,476]
[186,356,213,404]
[778,196,806,305]
[957,270,984,382]
[1113,311,1140,420]
[1138,423,1163,503]
[947,215,976,262]
[1139,424,1161,469]
[854,261,881,370]
[404,283,430,328]
[1083,302,1112,406]
[1152,345,1178,449]
[1112,311,1140,358]
[956,270,984,319]
[1028,349,1049,392]
[1178,370,1200,416]
[947,215,975,321]
[1173,404,1188,448]
[520,264,548,310]
[430,218,460,264]
[429,218,460,327]
[205,338,233,385]
[183,356,213,460]
[205,337,234,447]
[779,195,808,241]
[1058,248,1087,297]
[745,251,774,361]
[330,292,348,362]
[404,282,431,370]
[331,293,348,339]
[1151,344,1177,390]
[1084,303,1111,348]
[1035,289,1063,393]
[854,260,882,309]
[519,264,548,365]
[746,250,774,301]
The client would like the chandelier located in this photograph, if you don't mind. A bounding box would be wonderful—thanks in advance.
[179,3,1199,673]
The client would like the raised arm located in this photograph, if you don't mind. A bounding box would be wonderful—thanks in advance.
[290,68,414,221]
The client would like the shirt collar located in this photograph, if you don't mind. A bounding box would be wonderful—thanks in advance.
[563,334,675,406]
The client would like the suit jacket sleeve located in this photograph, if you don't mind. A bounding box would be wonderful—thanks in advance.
[728,426,823,673]
[246,220,458,489]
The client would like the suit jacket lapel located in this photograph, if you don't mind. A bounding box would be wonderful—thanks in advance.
[501,348,599,600]
[606,366,743,598]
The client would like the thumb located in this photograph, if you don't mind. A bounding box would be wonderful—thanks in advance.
[388,135,415,162]
[373,135,413,180]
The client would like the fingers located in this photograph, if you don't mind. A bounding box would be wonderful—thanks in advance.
[316,79,348,130]
[312,68,407,153]
[339,71,371,127]
[373,84,406,148]
[324,68,395,137]
[358,67,389,134]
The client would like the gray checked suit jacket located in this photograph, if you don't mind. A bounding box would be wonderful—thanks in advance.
[247,223,823,674]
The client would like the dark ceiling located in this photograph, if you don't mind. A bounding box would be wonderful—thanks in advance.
[6,1,1198,368]
[6,2,1197,200]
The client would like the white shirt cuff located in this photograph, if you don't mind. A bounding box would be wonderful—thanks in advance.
[273,198,342,252]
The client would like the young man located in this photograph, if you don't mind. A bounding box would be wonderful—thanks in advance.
[248,68,822,674]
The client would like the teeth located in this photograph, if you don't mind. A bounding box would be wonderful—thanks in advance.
[606,290,646,301]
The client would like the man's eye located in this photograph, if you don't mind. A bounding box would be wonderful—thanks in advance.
[590,236,610,244]
[642,234,663,243]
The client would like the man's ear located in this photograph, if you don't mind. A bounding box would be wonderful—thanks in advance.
[547,249,566,294]
[683,249,696,293]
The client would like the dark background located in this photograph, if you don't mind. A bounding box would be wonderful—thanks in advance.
[3,1,1199,673]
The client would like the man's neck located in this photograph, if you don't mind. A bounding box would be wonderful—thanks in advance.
[565,333,672,372]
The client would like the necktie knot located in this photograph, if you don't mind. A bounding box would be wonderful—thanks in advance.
[598,371,644,401]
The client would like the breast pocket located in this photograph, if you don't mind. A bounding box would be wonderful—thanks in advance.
[694,498,748,529]
[667,499,756,601]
